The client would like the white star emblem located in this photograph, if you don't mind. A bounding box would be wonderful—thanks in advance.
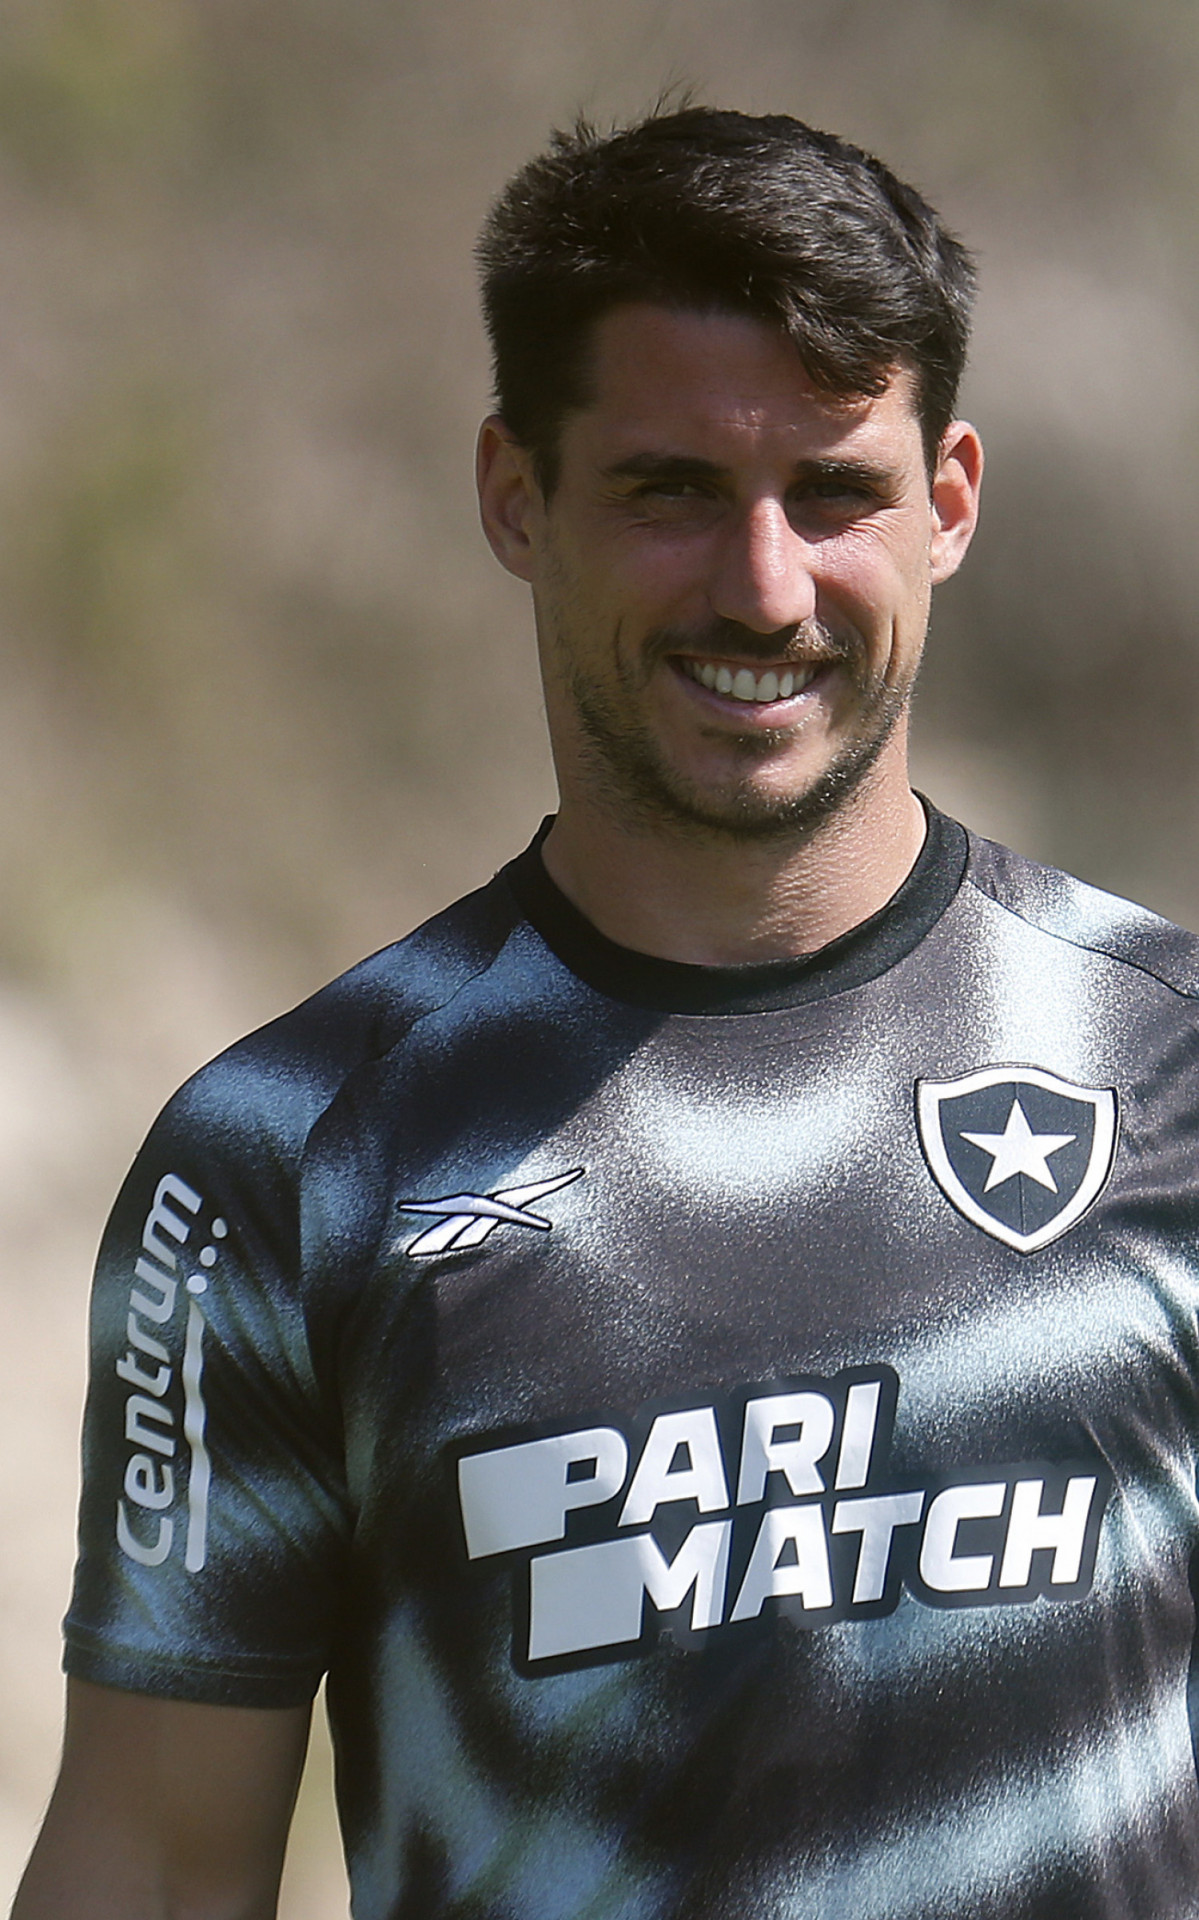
[960,1099,1076,1193]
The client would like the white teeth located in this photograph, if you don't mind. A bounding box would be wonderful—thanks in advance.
[682,659,815,702]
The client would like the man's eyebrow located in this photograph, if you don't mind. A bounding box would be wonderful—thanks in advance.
[798,457,897,489]
[601,452,897,488]
[601,453,726,483]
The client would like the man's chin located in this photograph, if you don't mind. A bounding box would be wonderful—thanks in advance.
[639,769,870,844]
[620,722,906,844]
[572,673,909,845]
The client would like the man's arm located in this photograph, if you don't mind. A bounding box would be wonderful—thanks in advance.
[11,1678,312,1920]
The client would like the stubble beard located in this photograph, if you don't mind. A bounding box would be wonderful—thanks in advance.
[563,617,914,846]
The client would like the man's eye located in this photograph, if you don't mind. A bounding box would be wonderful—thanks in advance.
[795,482,877,516]
[640,480,706,500]
[811,481,872,502]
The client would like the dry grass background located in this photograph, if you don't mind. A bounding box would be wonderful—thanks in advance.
[4,3,1199,1913]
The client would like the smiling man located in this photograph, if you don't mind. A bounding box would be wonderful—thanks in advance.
[15,107,1199,1920]
[479,303,977,961]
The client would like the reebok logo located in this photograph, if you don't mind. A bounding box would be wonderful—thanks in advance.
[399,1167,583,1257]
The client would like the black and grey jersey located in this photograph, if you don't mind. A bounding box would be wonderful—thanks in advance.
[65,808,1199,1919]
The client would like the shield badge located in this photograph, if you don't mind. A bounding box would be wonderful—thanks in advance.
[916,1065,1118,1253]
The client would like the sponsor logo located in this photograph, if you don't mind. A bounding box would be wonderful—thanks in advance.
[916,1066,1118,1252]
[399,1167,584,1257]
[115,1174,225,1574]
[454,1369,1110,1675]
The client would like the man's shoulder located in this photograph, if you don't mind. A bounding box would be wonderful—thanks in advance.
[961,828,1199,1001]
[158,863,528,1166]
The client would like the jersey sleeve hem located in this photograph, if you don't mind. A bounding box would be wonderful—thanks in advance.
[63,1632,322,1709]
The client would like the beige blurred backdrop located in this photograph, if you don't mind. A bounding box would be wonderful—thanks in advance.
[4,3,1199,1914]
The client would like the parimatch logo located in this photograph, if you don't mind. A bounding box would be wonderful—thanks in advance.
[454,1368,1110,1675]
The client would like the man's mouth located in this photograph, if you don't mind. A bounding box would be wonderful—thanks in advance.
[677,658,819,704]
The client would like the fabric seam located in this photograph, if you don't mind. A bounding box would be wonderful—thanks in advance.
[296,920,522,1171]
[963,874,1199,1004]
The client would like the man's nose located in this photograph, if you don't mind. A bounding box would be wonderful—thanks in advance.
[707,498,818,635]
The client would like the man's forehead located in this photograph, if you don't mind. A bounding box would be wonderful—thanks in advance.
[569,302,920,460]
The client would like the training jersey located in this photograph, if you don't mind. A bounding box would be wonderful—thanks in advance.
[65,807,1199,1920]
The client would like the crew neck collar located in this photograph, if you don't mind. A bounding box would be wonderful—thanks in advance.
[501,802,968,1015]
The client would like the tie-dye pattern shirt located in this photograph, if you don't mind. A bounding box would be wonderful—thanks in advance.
[66,810,1199,1918]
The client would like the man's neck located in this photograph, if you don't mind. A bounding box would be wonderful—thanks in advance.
[540,771,928,968]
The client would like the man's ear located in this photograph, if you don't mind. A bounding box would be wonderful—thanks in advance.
[929,421,983,585]
[476,416,542,582]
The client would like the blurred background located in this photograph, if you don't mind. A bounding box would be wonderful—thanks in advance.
[3,1,1199,1912]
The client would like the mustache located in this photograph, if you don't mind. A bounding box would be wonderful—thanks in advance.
[648,616,863,670]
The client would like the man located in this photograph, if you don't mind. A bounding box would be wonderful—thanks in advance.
[13,106,1199,1920]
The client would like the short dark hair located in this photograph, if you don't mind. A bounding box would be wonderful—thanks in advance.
[478,106,975,493]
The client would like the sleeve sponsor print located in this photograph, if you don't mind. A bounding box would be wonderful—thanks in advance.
[115,1174,227,1575]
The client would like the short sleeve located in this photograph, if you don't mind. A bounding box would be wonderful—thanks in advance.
[64,1056,352,1708]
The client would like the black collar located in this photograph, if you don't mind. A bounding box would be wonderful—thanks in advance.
[502,802,968,1015]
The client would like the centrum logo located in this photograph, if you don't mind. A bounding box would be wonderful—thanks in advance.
[115,1172,222,1576]
[399,1167,584,1257]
